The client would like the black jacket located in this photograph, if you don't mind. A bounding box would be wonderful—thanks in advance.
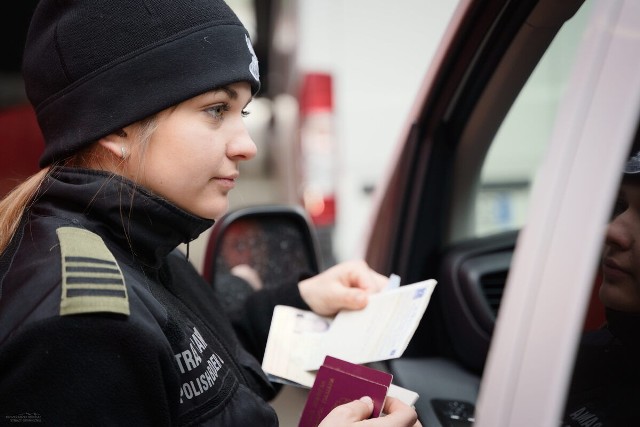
[0,168,307,426]
[563,309,640,426]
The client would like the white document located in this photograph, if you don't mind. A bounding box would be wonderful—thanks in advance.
[261,277,437,406]
[262,305,331,388]
[304,278,437,370]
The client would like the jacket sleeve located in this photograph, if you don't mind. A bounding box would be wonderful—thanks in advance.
[0,314,180,426]
[230,276,311,364]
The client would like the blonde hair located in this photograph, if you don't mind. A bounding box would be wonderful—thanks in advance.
[0,115,158,254]
[0,168,49,252]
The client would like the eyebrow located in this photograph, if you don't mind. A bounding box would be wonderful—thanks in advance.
[214,85,238,99]
[212,85,252,108]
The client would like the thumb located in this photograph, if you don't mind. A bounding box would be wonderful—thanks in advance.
[318,396,374,426]
[336,287,369,311]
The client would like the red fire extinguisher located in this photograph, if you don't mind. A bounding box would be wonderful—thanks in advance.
[298,72,336,228]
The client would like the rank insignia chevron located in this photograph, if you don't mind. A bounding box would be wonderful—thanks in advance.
[56,227,130,316]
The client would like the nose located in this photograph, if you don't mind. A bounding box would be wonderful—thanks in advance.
[227,119,257,161]
[605,212,634,251]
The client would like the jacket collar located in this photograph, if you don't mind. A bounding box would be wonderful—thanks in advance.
[605,308,640,356]
[34,167,214,267]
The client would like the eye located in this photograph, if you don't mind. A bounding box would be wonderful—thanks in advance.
[241,109,251,118]
[206,103,230,121]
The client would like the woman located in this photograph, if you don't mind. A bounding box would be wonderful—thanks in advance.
[0,1,419,426]
[563,142,640,426]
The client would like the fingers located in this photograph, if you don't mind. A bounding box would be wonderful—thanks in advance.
[316,396,420,427]
[298,260,389,316]
[338,287,369,311]
[360,397,420,427]
[344,260,388,294]
[317,396,375,427]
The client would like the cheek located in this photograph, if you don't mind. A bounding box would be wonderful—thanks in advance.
[145,128,217,177]
[143,148,188,188]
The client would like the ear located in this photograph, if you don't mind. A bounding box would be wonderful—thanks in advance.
[98,130,129,159]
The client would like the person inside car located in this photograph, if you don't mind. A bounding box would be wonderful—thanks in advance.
[0,1,420,426]
[563,135,640,426]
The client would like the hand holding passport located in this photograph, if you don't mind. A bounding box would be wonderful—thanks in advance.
[261,276,438,425]
[299,356,393,427]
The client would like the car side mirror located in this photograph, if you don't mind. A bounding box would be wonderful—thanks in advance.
[203,204,322,314]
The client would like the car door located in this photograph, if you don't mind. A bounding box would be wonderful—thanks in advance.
[363,0,640,426]
[480,2,640,426]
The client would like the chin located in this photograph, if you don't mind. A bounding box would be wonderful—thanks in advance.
[185,195,228,220]
[205,203,229,221]
[599,282,640,312]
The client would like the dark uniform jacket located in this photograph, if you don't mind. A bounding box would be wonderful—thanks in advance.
[563,309,640,426]
[0,168,308,426]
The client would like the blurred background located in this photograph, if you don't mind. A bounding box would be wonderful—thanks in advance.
[0,1,458,273]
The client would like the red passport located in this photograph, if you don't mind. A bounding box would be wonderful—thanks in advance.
[298,356,393,427]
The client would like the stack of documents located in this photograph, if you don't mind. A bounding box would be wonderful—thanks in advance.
[261,277,437,406]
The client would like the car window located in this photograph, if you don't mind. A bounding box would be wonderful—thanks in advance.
[473,2,640,424]
[474,2,594,237]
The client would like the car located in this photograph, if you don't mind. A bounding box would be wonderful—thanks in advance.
[205,0,640,425]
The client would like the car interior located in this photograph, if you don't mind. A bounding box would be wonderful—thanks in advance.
[362,0,599,425]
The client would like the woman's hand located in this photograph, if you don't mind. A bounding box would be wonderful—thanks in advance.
[298,260,389,316]
[318,396,421,427]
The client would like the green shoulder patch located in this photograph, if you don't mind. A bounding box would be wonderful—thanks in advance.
[56,227,130,317]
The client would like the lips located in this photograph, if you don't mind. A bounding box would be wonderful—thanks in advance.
[212,173,238,189]
[602,257,632,281]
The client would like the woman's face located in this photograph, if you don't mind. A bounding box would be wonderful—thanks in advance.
[126,82,256,220]
[600,178,640,312]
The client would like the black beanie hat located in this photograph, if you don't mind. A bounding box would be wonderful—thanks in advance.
[22,0,261,167]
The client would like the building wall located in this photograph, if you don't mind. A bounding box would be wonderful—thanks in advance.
[297,0,459,261]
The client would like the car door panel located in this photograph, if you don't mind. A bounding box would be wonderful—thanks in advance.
[440,231,516,374]
[361,0,640,426]
[390,357,479,427]
[478,1,640,425]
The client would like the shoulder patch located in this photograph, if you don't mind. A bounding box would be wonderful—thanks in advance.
[56,227,130,317]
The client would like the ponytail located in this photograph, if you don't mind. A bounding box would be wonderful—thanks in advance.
[0,168,49,253]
